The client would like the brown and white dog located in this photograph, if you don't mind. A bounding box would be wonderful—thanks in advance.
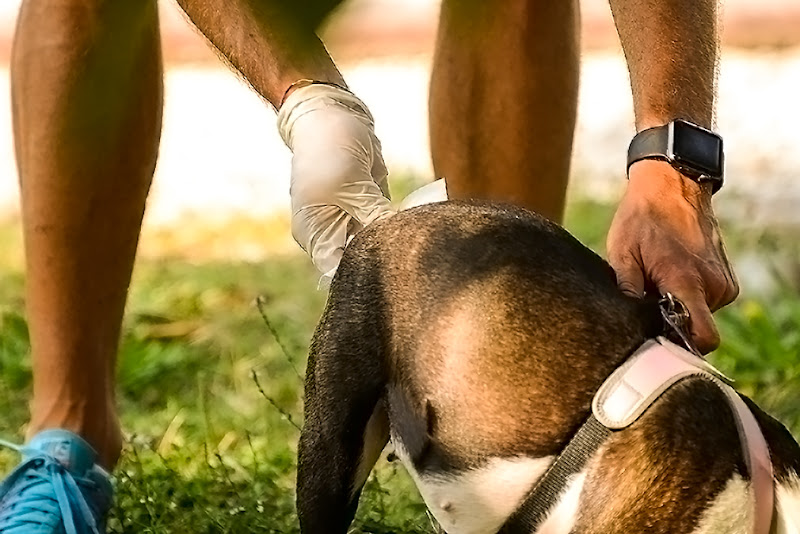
[296,200,800,534]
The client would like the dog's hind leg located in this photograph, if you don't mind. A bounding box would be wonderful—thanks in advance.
[296,290,389,534]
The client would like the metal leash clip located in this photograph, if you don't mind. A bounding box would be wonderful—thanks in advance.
[658,292,703,357]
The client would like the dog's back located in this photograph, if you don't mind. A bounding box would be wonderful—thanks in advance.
[368,201,659,465]
[298,200,800,534]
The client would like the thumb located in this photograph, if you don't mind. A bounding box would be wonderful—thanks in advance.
[611,256,645,299]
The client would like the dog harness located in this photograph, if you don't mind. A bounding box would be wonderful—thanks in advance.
[500,337,775,534]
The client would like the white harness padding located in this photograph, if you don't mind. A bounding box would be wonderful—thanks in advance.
[592,337,775,534]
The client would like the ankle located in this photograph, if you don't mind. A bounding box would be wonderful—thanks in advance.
[28,408,122,469]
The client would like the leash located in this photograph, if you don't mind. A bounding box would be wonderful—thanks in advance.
[659,292,702,357]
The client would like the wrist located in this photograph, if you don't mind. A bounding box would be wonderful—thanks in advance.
[280,79,315,108]
[636,114,713,133]
[627,159,714,205]
[279,79,350,109]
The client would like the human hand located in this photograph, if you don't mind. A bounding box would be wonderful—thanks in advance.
[278,83,394,282]
[607,160,739,353]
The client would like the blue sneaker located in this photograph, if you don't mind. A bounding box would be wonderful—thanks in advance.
[0,429,113,534]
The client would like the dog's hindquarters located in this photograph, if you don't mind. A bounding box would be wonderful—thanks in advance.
[297,201,660,533]
[297,201,800,533]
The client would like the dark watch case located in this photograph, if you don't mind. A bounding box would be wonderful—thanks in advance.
[627,119,724,193]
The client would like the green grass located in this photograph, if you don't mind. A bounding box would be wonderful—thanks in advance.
[0,201,798,532]
[0,221,436,533]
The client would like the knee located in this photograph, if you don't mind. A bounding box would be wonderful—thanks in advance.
[294,0,347,29]
[439,0,577,32]
[21,0,156,14]
[17,0,158,30]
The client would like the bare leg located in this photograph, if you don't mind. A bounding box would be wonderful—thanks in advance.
[429,0,580,223]
[12,0,162,468]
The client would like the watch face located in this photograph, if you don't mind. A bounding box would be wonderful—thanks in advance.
[671,120,723,177]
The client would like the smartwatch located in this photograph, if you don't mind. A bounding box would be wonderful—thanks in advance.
[627,119,724,193]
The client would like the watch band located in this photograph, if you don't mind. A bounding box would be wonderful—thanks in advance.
[627,121,724,194]
[626,126,670,172]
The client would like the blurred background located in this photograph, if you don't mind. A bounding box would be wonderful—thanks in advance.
[0,1,798,531]
[0,0,799,233]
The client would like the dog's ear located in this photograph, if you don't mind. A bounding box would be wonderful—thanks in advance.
[297,249,390,534]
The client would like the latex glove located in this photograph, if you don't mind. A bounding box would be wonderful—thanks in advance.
[278,84,394,283]
[607,160,739,353]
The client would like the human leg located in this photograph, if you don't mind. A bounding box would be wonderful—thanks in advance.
[429,0,580,223]
[12,0,163,468]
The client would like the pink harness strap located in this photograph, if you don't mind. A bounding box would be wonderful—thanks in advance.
[592,338,774,534]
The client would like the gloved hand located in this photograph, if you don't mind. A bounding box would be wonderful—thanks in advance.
[277,83,395,284]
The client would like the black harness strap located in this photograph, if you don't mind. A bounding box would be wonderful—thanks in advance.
[498,414,612,534]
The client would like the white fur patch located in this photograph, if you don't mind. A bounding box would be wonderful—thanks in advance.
[775,474,800,534]
[691,475,751,534]
[391,440,800,534]
[537,471,587,534]
[393,438,554,534]
[690,472,800,534]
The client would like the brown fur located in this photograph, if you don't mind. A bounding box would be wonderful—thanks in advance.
[575,379,743,533]
[297,200,800,534]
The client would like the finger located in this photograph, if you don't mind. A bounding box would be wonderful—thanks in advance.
[291,205,350,276]
[687,299,720,354]
[610,255,645,298]
[716,270,740,311]
[697,263,740,312]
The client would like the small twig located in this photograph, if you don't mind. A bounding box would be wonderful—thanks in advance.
[196,373,215,454]
[203,441,211,469]
[372,470,388,519]
[245,430,260,473]
[150,438,181,479]
[197,445,228,531]
[198,503,228,532]
[128,440,159,527]
[215,452,237,490]
[251,369,301,431]
[255,295,303,381]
